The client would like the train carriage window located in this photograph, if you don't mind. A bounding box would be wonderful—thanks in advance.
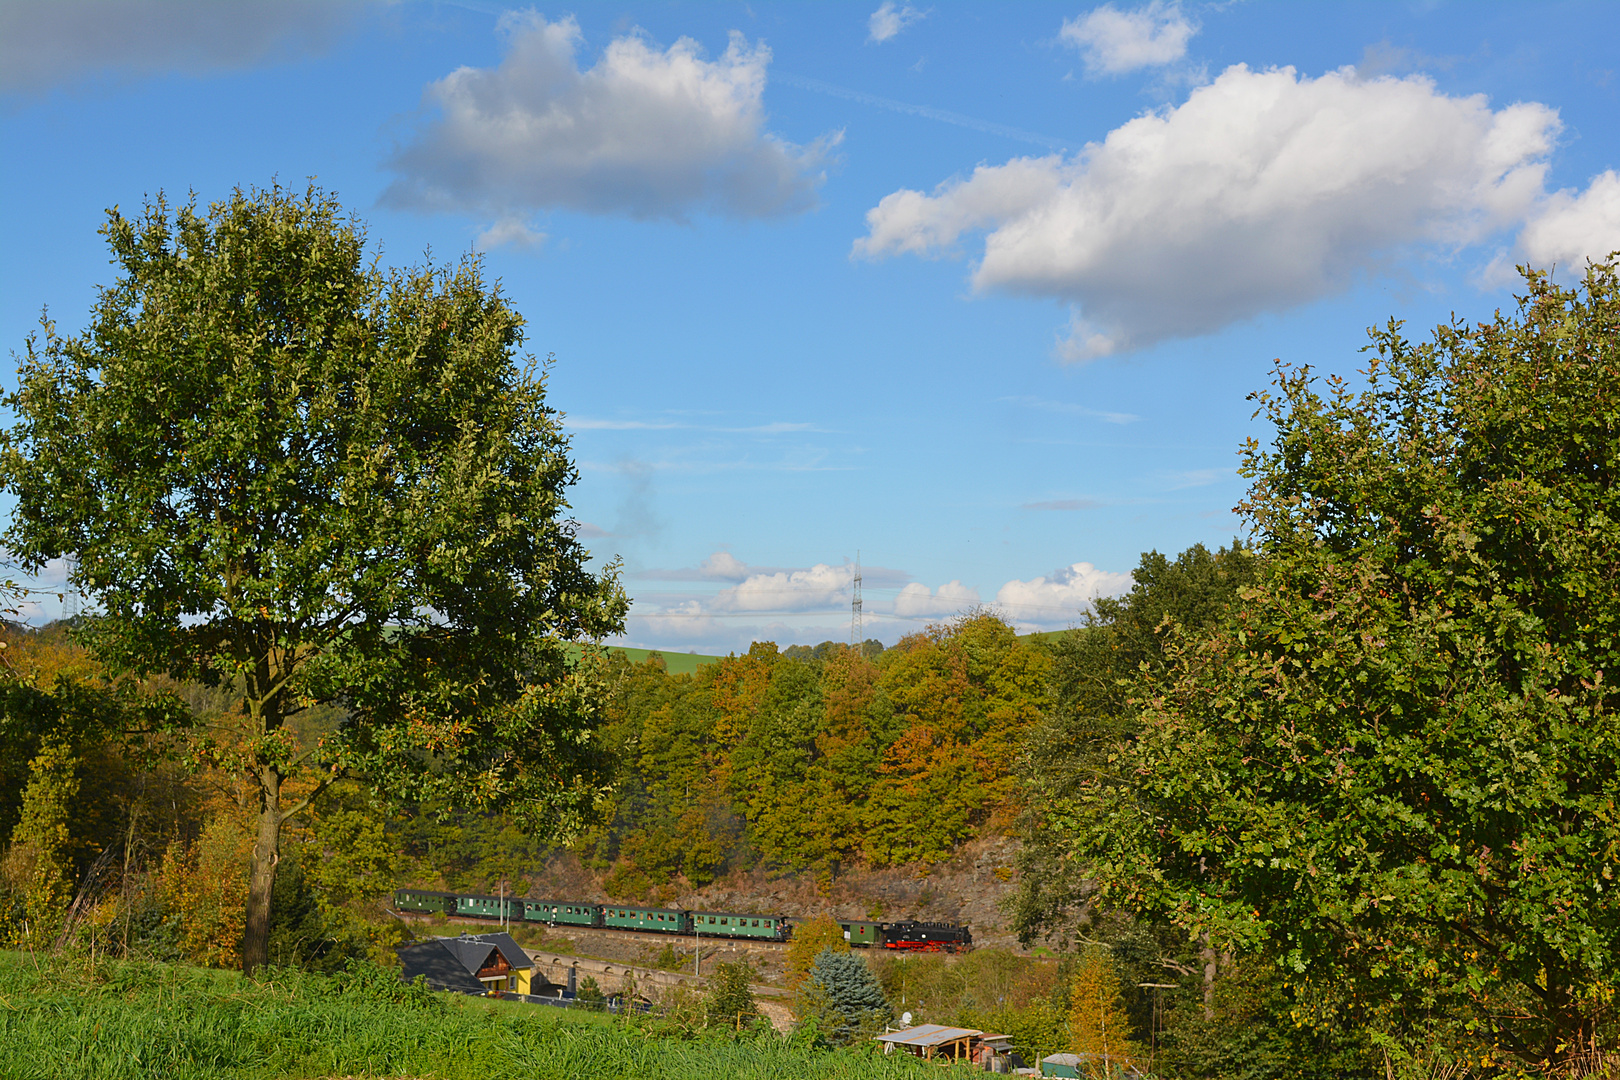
[751,920,759,927]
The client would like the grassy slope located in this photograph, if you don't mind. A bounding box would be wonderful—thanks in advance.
[566,643,722,676]
[606,646,720,676]
[0,953,948,1080]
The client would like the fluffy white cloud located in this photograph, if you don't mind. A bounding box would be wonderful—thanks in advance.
[713,563,853,612]
[893,580,980,618]
[384,13,838,222]
[1517,170,1620,272]
[855,64,1561,357]
[995,562,1132,627]
[0,0,365,94]
[868,2,927,44]
[1060,1,1196,76]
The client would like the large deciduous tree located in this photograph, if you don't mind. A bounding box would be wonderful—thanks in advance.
[1062,261,1620,1071]
[1,183,626,973]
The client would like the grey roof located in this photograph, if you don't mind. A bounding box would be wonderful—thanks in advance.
[436,932,531,974]
[874,1024,983,1047]
[397,933,532,995]
[398,940,487,994]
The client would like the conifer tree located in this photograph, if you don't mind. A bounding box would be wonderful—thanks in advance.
[798,947,891,1045]
[5,735,80,948]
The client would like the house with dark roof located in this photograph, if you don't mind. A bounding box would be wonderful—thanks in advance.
[398,932,544,996]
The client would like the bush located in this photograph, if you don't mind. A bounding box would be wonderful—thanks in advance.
[704,960,763,1033]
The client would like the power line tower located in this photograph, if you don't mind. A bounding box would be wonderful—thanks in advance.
[64,553,81,622]
[850,550,863,651]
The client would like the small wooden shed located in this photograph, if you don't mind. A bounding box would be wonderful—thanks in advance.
[874,1024,984,1063]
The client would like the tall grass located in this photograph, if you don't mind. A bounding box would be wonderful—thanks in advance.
[0,952,958,1080]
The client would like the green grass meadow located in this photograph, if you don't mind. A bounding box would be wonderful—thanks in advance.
[0,953,951,1080]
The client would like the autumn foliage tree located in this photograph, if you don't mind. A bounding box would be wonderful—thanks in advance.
[1066,948,1142,1078]
[1,183,626,973]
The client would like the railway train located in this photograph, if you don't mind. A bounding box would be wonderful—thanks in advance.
[393,888,972,953]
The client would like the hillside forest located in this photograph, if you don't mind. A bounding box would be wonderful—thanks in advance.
[0,609,1053,961]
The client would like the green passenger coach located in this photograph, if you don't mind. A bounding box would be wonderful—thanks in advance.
[455,894,520,920]
[395,889,454,915]
[600,906,690,933]
[692,911,783,940]
[523,900,599,927]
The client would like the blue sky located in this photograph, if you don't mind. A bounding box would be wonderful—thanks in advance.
[3,1,1619,653]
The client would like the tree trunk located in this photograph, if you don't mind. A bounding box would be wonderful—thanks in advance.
[241,765,281,975]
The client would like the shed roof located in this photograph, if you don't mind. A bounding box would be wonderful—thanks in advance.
[874,1024,984,1047]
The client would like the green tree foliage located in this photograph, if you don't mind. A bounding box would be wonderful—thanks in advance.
[576,974,605,1009]
[1064,262,1620,1071]
[863,615,1050,867]
[1013,542,1254,942]
[703,960,763,1033]
[0,183,626,973]
[871,948,1065,1066]
[798,947,891,1046]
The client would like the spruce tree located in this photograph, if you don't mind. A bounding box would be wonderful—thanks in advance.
[799,947,891,1045]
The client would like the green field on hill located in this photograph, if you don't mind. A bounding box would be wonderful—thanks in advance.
[606,646,722,675]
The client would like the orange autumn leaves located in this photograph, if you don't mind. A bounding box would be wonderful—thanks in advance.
[589,613,1050,893]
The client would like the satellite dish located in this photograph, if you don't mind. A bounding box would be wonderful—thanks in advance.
[901,1012,913,1027]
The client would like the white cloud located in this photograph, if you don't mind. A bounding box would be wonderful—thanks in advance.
[894,580,980,618]
[474,215,547,250]
[1060,1,1197,76]
[384,13,839,222]
[714,563,853,612]
[698,552,751,582]
[995,562,1132,627]
[868,2,927,44]
[855,64,1561,357]
[0,0,366,94]
[1517,170,1620,273]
